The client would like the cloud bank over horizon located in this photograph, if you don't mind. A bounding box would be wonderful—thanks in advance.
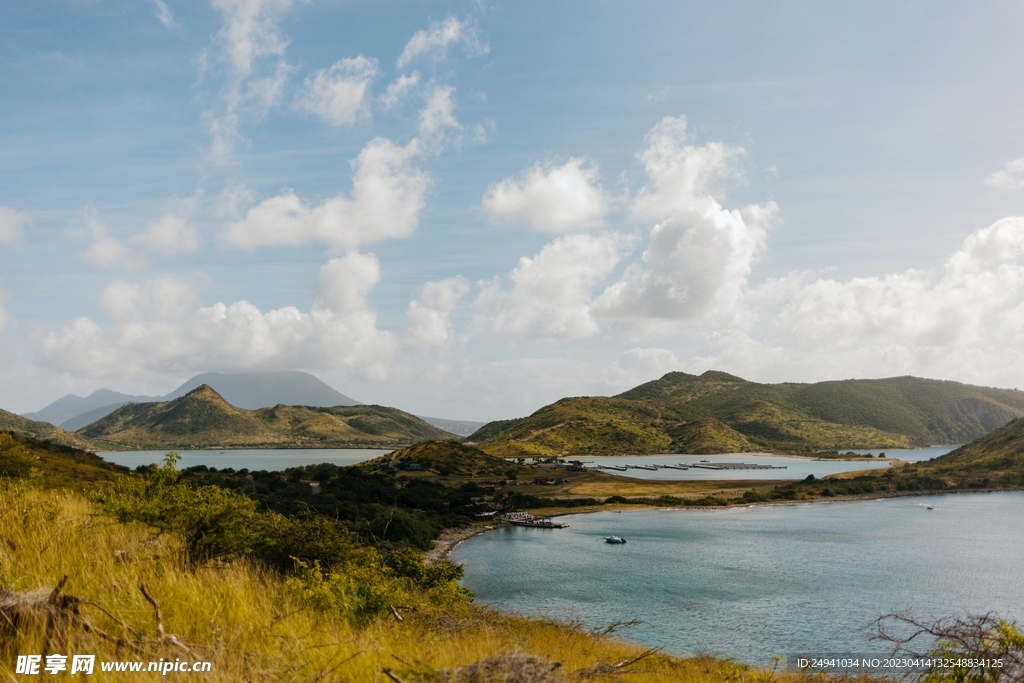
[27,112,1024,416]
[3,1,1024,418]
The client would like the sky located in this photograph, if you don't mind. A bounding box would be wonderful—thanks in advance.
[2,0,1024,420]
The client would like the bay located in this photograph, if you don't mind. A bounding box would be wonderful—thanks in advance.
[452,492,1024,666]
[97,448,391,471]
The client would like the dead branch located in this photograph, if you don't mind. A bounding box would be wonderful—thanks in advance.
[588,619,645,637]
[382,667,407,683]
[139,583,195,656]
[873,612,1023,680]
[574,647,661,680]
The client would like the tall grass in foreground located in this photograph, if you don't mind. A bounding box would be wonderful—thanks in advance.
[0,481,822,682]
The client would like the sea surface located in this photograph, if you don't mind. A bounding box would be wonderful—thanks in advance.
[97,448,391,471]
[578,447,956,480]
[452,492,1024,665]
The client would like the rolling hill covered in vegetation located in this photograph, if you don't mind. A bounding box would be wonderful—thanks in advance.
[0,431,128,487]
[470,371,1024,456]
[76,384,454,450]
[0,408,95,450]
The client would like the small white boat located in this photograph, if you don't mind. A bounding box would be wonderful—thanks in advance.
[604,536,627,544]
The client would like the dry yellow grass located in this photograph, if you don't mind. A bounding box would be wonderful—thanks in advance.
[0,481,816,682]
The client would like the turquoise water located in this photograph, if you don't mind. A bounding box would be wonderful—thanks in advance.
[98,448,391,471]
[452,492,1024,666]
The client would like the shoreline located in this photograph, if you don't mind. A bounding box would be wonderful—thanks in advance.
[434,487,1024,563]
[425,524,503,566]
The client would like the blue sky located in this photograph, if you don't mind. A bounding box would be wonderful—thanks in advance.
[3,0,1024,419]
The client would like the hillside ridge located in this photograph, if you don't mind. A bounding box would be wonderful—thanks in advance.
[77,385,454,450]
[471,372,1024,456]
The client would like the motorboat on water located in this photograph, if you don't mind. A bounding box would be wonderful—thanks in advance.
[604,536,627,544]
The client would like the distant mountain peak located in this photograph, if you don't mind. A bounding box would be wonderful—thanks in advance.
[164,370,361,410]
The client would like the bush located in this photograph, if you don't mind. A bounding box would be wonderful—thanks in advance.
[93,453,355,570]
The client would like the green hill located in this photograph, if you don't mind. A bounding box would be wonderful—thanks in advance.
[0,431,129,488]
[253,404,447,446]
[899,415,1024,487]
[77,385,454,450]
[471,371,1024,456]
[773,416,1024,501]
[0,407,95,450]
[361,440,523,478]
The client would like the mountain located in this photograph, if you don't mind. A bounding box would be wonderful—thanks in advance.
[0,408,95,450]
[23,389,158,426]
[77,385,454,450]
[163,371,360,409]
[24,370,362,432]
[60,402,138,432]
[470,371,1024,456]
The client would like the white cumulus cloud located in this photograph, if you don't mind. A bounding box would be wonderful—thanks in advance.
[595,116,776,327]
[295,56,379,127]
[132,215,202,255]
[222,137,430,250]
[131,194,203,255]
[0,206,29,245]
[776,216,1024,351]
[78,208,146,270]
[39,254,396,381]
[396,17,488,69]
[407,276,470,347]
[483,158,609,233]
[418,84,460,141]
[985,157,1024,191]
[482,232,634,339]
[380,71,420,110]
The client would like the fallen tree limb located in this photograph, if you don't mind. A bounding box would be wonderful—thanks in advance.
[139,583,195,656]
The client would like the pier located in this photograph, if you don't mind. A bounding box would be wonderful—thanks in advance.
[591,462,787,472]
[507,517,569,529]
[688,463,787,470]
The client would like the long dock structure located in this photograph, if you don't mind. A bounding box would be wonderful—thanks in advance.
[688,462,787,470]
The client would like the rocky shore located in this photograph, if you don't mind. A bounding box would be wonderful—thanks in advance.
[425,524,500,565]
